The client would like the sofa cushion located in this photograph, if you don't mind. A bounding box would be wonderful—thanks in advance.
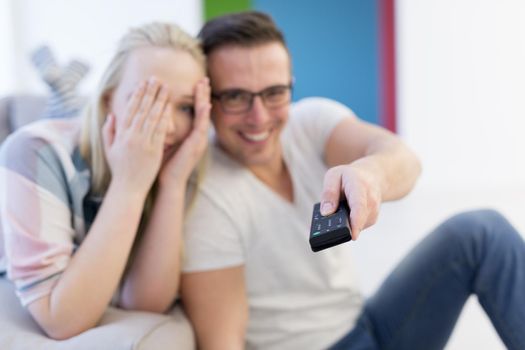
[0,278,195,350]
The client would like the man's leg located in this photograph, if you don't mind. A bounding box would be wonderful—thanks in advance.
[357,209,525,350]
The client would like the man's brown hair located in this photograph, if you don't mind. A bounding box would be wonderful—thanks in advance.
[198,11,287,55]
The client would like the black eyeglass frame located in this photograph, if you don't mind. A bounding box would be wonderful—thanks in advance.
[211,83,294,114]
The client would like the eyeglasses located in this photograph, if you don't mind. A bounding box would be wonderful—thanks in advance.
[211,84,293,114]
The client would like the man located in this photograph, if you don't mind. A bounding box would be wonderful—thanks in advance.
[181,11,525,350]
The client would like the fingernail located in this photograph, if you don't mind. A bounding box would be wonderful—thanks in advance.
[320,202,333,215]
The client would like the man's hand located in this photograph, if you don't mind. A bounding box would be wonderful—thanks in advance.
[320,159,383,240]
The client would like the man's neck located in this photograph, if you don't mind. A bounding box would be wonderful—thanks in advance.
[248,153,294,202]
[248,155,284,184]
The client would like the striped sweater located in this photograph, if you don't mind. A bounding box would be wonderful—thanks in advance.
[0,117,100,306]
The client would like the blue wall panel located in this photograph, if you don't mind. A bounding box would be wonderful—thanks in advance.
[254,0,380,125]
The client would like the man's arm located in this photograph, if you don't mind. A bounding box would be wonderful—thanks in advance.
[181,266,248,350]
[321,117,421,239]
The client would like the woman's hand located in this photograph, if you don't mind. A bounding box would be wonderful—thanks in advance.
[158,77,211,186]
[102,78,170,196]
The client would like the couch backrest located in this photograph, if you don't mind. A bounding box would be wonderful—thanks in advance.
[0,95,47,144]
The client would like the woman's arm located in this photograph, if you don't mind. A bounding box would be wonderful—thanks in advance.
[27,79,171,339]
[119,78,211,312]
[118,182,186,312]
[27,183,146,340]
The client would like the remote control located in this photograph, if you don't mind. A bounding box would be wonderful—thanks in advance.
[309,200,352,252]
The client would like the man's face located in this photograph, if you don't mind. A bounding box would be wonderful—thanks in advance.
[208,42,292,168]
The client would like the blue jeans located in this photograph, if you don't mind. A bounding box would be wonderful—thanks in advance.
[329,209,525,350]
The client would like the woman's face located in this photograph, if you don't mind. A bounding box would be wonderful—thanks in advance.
[109,47,205,155]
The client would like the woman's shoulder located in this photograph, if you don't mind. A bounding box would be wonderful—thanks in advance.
[2,117,80,150]
[0,117,82,175]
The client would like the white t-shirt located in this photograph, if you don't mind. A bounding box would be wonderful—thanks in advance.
[183,97,364,350]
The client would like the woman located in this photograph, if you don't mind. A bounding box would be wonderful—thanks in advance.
[0,22,210,339]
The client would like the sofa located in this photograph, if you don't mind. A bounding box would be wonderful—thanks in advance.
[0,95,48,143]
[0,95,196,349]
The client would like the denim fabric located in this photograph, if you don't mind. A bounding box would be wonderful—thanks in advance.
[329,209,525,350]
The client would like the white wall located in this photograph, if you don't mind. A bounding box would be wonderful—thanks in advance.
[5,0,202,95]
[0,0,16,96]
[395,1,525,349]
[397,0,525,192]
[5,0,524,190]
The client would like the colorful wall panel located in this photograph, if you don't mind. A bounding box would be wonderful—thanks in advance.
[204,0,396,131]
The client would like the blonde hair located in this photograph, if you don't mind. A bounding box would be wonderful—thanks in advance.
[79,22,205,195]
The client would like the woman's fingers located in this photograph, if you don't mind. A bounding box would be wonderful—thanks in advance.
[152,109,169,148]
[144,85,170,137]
[150,101,171,145]
[131,78,162,131]
[124,82,146,128]
[192,78,212,135]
